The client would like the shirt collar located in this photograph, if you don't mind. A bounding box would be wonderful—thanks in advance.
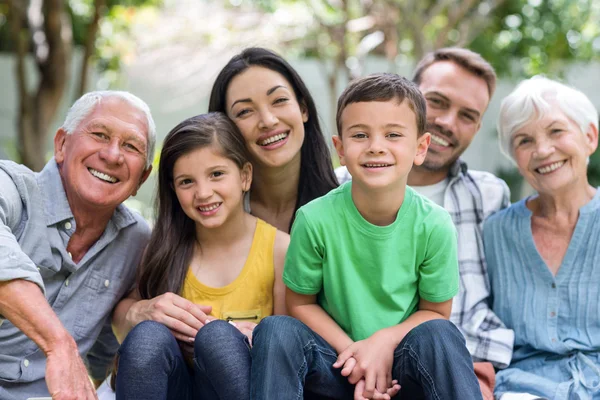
[448,158,469,179]
[37,158,138,229]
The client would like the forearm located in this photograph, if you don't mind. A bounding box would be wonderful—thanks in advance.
[112,296,145,343]
[290,303,353,353]
[0,279,75,354]
[384,309,447,347]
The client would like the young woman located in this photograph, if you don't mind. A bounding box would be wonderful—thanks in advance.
[112,113,289,400]
[209,47,338,233]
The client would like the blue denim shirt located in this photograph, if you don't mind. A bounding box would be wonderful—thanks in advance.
[484,190,600,400]
[0,159,150,399]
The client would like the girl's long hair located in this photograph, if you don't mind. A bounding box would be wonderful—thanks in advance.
[208,47,339,232]
[137,112,252,299]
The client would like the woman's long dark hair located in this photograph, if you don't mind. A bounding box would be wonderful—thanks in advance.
[137,112,252,299]
[208,47,338,232]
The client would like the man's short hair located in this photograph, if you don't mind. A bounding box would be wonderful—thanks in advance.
[62,91,156,169]
[336,73,427,136]
[412,47,497,98]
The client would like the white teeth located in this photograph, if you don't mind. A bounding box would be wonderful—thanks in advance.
[198,203,220,212]
[431,134,450,147]
[88,168,117,183]
[364,163,391,168]
[537,161,566,174]
[259,132,288,146]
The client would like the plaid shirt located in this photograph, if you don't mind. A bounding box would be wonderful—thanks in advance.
[335,161,515,368]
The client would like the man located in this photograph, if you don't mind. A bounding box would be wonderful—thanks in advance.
[0,91,155,400]
[336,48,514,399]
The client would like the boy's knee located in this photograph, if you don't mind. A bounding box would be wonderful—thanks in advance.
[405,319,464,349]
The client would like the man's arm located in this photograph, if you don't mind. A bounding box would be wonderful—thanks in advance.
[0,280,97,399]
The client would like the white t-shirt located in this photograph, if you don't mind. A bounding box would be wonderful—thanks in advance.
[410,178,450,207]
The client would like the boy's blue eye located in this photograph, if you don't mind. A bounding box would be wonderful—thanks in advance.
[387,132,402,138]
[352,132,367,139]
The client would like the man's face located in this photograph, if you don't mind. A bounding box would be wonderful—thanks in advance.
[418,61,490,172]
[54,97,151,212]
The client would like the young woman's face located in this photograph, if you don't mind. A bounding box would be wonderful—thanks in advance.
[172,145,251,230]
[225,66,308,169]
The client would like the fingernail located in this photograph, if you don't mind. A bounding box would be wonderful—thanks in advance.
[188,337,195,342]
[228,320,237,327]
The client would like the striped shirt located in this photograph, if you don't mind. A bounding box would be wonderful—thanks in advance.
[335,160,515,368]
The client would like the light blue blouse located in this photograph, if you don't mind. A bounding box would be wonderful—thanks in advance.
[484,190,600,400]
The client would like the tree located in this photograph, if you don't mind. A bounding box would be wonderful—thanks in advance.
[2,0,158,171]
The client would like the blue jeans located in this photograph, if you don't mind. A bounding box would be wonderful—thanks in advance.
[115,320,251,400]
[251,316,483,400]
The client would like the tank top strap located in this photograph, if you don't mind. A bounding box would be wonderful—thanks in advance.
[247,218,276,275]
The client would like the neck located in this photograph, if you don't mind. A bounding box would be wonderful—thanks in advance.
[196,208,255,249]
[250,157,300,213]
[407,164,450,186]
[530,182,596,222]
[351,182,406,226]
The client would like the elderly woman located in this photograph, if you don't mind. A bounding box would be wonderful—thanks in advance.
[484,76,600,400]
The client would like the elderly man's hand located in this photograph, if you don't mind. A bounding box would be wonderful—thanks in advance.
[45,338,98,400]
[128,292,212,343]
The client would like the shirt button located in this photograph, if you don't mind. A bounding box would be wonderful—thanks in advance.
[550,311,556,317]
[24,359,29,367]
[65,279,69,287]
[68,252,72,259]
[104,280,110,288]
[552,338,557,343]
[64,221,72,230]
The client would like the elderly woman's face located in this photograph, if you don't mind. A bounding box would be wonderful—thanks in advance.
[511,103,597,194]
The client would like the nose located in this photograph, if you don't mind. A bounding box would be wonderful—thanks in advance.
[257,107,279,130]
[367,136,386,155]
[99,139,124,165]
[534,137,555,158]
[434,111,457,132]
[195,182,214,201]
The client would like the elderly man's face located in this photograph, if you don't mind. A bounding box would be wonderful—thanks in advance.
[54,97,151,211]
[418,61,490,172]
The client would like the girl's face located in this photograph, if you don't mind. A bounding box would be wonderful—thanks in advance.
[225,66,308,169]
[172,144,252,230]
[511,103,598,195]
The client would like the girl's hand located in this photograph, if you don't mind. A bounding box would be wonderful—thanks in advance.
[227,321,257,346]
[127,292,212,342]
[354,379,401,400]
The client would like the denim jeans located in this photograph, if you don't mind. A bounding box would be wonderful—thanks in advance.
[115,320,251,400]
[251,316,483,400]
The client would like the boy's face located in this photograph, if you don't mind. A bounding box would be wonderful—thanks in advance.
[333,99,430,191]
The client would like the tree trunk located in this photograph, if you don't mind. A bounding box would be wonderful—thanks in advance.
[77,0,105,98]
[10,0,71,171]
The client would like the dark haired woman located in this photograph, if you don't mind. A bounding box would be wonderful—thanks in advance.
[208,47,339,233]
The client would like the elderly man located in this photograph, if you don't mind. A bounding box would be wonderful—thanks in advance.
[336,48,515,399]
[0,91,155,400]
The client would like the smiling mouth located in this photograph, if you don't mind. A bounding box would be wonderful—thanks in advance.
[197,203,221,212]
[362,163,393,168]
[536,160,566,175]
[258,132,289,146]
[430,134,451,147]
[88,168,118,183]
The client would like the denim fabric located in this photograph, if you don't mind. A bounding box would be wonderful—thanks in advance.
[115,320,250,400]
[251,316,483,400]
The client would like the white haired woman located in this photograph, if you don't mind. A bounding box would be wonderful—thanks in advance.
[484,76,600,400]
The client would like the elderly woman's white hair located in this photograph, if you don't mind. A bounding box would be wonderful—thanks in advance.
[497,76,599,162]
[61,91,157,169]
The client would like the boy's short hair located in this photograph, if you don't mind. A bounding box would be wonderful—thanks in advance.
[412,47,497,98]
[336,73,427,137]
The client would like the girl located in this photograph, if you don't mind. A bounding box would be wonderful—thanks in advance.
[112,113,289,400]
[209,47,338,233]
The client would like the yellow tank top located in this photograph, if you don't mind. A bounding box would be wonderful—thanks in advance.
[181,219,276,323]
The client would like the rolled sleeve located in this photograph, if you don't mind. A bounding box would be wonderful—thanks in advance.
[0,170,45,294]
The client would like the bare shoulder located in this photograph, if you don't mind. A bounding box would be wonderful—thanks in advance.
[274,229,291,260]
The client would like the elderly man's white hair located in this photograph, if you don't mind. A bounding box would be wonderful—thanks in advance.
[497,76,599,162]
[61,91,157,169]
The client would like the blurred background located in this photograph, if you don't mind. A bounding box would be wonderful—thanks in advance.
[1,0,599,219]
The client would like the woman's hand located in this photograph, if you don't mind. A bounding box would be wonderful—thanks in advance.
[226,321,257,346]
[127,292,212,342]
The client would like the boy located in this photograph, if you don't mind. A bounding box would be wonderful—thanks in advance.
[250,74,482,399]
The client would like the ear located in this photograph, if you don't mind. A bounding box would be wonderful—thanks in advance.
[54,128,68,165]
[332,135,346,166]
[300,101,309,123]
[240,162,253,192]
[132,166,153,197]
[584,122,599,155]
[414,132,431,166]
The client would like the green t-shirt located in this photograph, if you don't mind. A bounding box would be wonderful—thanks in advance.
[283,182,459,342]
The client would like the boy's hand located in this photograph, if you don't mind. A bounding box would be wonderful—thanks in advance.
[334,329,398,397]
[354,379,401,400]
